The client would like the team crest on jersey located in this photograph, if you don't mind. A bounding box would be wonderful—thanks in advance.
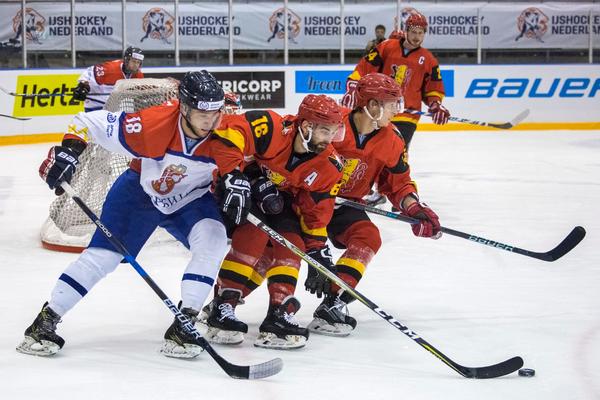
[151,164,188,195]
[11,8,46,45]
[66,124,89,142]
[338,157,367,195]
[515,8,548,43]
[391,64,412,90]
[140,8,175,44]
[263,167,287,188]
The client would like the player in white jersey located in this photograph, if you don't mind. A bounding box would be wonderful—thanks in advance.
[74,46,145,112]
[17,71,231,359]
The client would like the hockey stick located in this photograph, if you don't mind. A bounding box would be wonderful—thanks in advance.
[247,213,523,379]
[59,182,283,380]
[0,113,30,121]
[0,85,109,97]
[405,108,530,130]
[339,199,586,262]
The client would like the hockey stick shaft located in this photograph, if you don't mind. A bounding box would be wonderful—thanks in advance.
[0,113,30,121]
[405,109,529,129]
[247,213,522,378]
[0,85,108,97]
[339,199,585,262]
[59,182,282,380]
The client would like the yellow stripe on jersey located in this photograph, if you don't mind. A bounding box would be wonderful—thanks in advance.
[265,266,299,280]
[213,127,246,152]
[337,257,366,275]
[220,259,254,279]
[348,70,362,81]
[299,216,327,238]
[424,91,445,102]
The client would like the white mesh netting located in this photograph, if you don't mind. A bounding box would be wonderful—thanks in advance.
[40,78,179,252]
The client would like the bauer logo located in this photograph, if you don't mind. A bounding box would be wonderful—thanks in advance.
[145,71,285,109]
[515,7,549,43]
[140,7,175,44]
[466,77,600,98]
[295,69,454,97]
[12,74,84,117]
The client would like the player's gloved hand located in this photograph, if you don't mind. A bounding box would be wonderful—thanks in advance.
[427,101,450,125]
[341,80,358,109]
[73,81,90,102]
[305,246,336,298]
[39,146,80,195]
[251,176,283,215]
[220,170,251,225]
[403,198,442,239]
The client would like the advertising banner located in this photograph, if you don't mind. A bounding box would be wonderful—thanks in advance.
[1,2,598,51]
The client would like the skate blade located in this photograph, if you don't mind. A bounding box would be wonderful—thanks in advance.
[308,318,353,337]
[253,332,307,350]
[16,336,60,356]
[205,327,244,345]
[159,339,203,359]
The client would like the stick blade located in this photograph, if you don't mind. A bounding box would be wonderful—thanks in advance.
[458,356,524,379]
[489,109,530,129]
[540,226,586,262]
[225,357,284,380]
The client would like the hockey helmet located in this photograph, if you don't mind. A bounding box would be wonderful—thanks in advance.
[224,91,242,115]
[297,94,345,142]
[405,13,428,31]
[355,73,403,109]
[179,70,225,111]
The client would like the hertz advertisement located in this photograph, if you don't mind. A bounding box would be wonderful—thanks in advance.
[12,74,84,117]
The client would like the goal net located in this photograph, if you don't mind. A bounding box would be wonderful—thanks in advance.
[40,78,179,252]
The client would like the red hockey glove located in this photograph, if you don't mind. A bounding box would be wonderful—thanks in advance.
[428,101,450,125]
[341,80,358,109]
[404,200,442,239]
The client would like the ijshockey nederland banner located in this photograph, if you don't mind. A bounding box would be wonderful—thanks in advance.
[0,2,599,51]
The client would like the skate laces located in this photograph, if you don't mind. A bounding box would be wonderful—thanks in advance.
[326,298,350,320]
[40,308,61,331]
[217,303,239,322]
[282,311,300,327]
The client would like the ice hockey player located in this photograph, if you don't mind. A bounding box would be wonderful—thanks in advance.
[73,46,144,112]
[202,94,345,349]
[307,72,442,336]
[223,91,242,115]
[17,71,229,359]
[342,12,449,148]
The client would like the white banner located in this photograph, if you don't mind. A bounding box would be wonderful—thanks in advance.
[1,2,599,51]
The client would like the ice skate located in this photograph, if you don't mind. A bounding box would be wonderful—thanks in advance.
[204,289,248,345]
[254,296,308,350]
[16,302,65,356]
[308,295,357,337]
[160,306,203,359]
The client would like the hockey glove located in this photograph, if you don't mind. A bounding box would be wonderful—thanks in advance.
[73,81,90,102]
[305,246,336,298]
[403,199,442,239]
[39,146,80,195]
[251,176,283,215]
[341,80,358,109]
[220,170,251,225]
[427,101,450,125]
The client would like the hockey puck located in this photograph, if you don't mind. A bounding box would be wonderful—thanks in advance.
[518,368,535,377]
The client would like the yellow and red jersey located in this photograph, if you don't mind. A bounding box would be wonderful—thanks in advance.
[211,110,343,248]
[348,38,444,124]
[334,109,417,208]
[78,59,144,110]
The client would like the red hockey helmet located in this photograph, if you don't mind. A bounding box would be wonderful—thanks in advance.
[405,12,428,31]
[297,94,345,141]
[223,91,242,114]
[355,73,403,108]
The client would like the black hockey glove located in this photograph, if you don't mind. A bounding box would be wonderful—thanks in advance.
[305,246,336,298]
[39,146,80,195]
[251,176,283,215]
[220,170,251,225]
[73,81,90,101]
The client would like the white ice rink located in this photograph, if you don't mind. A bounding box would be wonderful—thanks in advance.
[1,130,599,400]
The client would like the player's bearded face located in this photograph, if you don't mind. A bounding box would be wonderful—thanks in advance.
[186,109,223,137]
[309,122,342,153]
[406,27,425,48]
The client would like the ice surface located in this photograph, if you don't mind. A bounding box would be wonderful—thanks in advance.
[1,131,599,400]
